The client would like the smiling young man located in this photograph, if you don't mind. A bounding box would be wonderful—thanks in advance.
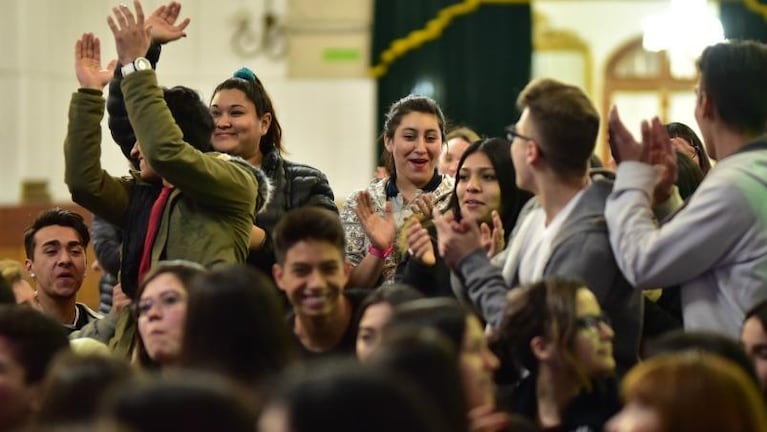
[273,207,367,358]
[23,208,100,333]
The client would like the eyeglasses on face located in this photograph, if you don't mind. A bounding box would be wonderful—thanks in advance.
[137,292,186,317]
[505,124,535,143]
[576,313,612,331]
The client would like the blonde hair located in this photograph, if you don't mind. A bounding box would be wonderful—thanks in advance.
[622,353,767,432]
[0,259,26,285]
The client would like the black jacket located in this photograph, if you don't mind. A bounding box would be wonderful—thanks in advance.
[247,149,337,277]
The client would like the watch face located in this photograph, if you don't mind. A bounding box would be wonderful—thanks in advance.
[135,58,151,70]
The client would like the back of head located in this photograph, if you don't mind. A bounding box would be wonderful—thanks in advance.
[370,327,469,432]
[388,298,468,352]
[162,86,214,153]
[621,353,767,432]
[102,371,257,432]
[268,360,446,432]
[357,283,424,320]
[516,78,599,178]
[273,207,345,264]
[646,329,758,386]
[492,278,582,378]
[0,305,70,385]
[181,264,294,385]
[37,352,133,425]
[23,208,90,260]
[697,40,767,135]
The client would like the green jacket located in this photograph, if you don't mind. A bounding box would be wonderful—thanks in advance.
[64,70,258,270]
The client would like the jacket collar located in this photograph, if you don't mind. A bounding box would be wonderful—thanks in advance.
[385,170,443,199]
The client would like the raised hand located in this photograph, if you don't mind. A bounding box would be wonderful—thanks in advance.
[147,1,190,45]
[354,190,395,251]
[107,0,151,65]
[608,106,649,164]
[404,219,436,266]
[479,210,505,258]
[74,33,117,90]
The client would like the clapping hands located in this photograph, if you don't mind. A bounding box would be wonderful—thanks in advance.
[608,106,678,204]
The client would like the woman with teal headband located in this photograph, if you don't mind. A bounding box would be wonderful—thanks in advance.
[107,4,336,280]
[209,67,337,277]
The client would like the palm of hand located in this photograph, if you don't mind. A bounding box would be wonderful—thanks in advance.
[147,3,189,44]
[362,212,395,250]
[76,58,112,87]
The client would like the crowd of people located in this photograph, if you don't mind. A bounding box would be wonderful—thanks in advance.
[2,1,767,431]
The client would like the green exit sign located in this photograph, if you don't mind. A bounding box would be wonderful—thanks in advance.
[323,48,361,62]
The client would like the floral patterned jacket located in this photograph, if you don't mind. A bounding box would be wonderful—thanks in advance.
[341,172,454,285]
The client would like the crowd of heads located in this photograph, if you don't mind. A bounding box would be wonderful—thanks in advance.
[4,7,767,430]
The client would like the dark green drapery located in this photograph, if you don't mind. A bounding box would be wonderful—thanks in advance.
[721,0,767,42]
[372,0,532,164]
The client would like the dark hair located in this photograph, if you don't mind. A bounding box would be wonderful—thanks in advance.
[212,67,283,155]
[447,138,532,234]
[180,264,295,387]
[103,371,257,432]
[675,150,704,200]
[745,299,767,332]
[356,283,424,324]
[270,360,446,432]
[24,208,90,259]
[0,305,70,384]
[37,352,133,425]
[0,273,14,304]
[666,122,711,174]
[163,86,214,153]
[646,330,759,387]
[516,78,599,178]
[369,327,469,432]
[380,94,447,174]
[697,40,767,136]
[273,207,345,264]
[132,260,207,368]
[492,278,584,379]
[388,298,469,351]
[134,260,207,313]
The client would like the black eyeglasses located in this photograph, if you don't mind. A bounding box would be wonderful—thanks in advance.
[576,313,612,332]
[505,124,535,143]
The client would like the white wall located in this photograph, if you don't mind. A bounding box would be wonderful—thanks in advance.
[0,0,376,204]
[1,0,720,204]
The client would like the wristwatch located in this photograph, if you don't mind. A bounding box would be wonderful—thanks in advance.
[121,57,152,77]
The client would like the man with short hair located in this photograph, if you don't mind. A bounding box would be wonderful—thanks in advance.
[435,78,641,372]
[606,40,767,338]
[0,305,70,431]
[23,208,100,333]
[273,207,367,357]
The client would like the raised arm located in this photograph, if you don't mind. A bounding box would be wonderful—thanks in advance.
[108,0,257,213]
[64,33,131,226]
[107,1,190,163]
